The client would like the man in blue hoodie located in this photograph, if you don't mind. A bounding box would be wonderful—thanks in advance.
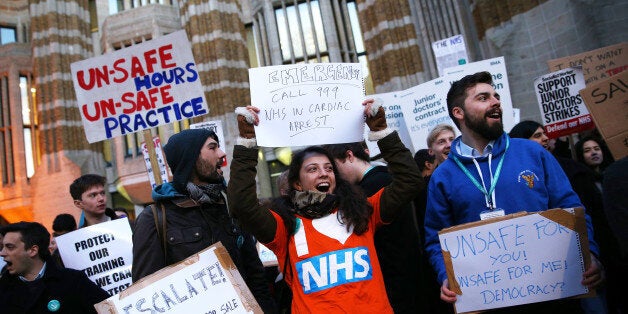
[424,72,604,312]
[132,129,276,312]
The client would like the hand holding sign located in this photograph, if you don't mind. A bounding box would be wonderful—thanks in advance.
[438,209,592,313]
[235,99,390,148]
[248,63,365,147]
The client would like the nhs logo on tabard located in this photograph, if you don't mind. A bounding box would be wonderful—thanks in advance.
[296,247,372,294]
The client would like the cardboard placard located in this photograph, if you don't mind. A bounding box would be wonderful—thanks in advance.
[432,34,469,77]
[579,70,628,159]
[399,77,455,151]
[56,219,133,296]
[248,63,365,147]
[439,208,592,313]
[94,242,262,314]
[71,30,208,143]
[547,42,627,85]
[534,67,595,138]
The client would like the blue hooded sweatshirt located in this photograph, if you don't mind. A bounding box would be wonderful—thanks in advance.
[424,132,599,283]
[151,182,185,202]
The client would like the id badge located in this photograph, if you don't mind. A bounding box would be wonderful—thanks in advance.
[480,208,505,220]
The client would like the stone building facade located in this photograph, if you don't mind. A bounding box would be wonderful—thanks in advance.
[0,0,626,229]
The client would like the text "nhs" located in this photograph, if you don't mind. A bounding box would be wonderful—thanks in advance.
[297,247,372,294]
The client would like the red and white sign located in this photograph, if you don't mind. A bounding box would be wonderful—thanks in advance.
[534,67,595,138]
[71,30,208,143]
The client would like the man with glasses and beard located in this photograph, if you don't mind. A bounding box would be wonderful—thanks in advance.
[424,72,604,313]
[132,129,276,312]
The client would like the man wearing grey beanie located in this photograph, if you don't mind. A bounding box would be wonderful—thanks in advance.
[132,129,276,312]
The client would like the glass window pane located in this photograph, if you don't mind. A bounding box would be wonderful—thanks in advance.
[24,128,34,178]
[309,2,327,53]
[0,132,5,184]
[275,8,291,61]
[347,2,364,53]
[298,4,315,57]
[0,78,4,127]
[1,27,17,44]
[108,0,120,14]
[285,6,303,59]
[124,134,133,157]
[20,76,30,125]
[276,1,326,63]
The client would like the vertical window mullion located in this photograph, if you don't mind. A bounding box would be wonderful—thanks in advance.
[306,0,322,62]
[292,0,309,63]
[331,0,350,61]
[340,0,358,62]
[254,13,271,66]
[0,76,6,184]
[280,2,297,63]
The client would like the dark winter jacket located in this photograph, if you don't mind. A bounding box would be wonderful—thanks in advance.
[0,258,109,313]
[132,182,276,312]
[362,165,426,313]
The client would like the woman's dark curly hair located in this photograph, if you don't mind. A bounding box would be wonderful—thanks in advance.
[271,146,373,235]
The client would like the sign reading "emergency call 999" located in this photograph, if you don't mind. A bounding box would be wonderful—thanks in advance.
[70,30,208,143]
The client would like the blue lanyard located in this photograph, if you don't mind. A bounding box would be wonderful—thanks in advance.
[451,137,509,209]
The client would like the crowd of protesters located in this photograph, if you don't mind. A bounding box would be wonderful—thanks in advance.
[0,71,626,314]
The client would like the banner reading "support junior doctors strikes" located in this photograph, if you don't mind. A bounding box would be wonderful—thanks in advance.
[534,67,595,138]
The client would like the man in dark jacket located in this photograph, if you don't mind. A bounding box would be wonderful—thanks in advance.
[325,141,426,314]
[0,222,109,313]
[132,129,276,312]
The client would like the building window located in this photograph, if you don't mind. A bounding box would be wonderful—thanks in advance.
[20,75,37,178]
[0,76,14,185]
[123,133,142,158]
[0,26,17,45]
[275,0,328,64]
[267,0,369,84]
[108,0,124,14]
[108,0,176,14]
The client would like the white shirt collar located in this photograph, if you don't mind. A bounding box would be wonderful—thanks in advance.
[457,140,495,158]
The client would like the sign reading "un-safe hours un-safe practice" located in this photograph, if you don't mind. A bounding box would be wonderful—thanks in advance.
[70,30,208,143]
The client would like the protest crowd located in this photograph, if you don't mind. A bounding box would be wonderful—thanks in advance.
[1,35,627,314]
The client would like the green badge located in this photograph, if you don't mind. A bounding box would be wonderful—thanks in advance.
[47,299,61,312]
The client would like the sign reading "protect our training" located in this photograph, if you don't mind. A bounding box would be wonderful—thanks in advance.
[70,30,208,143]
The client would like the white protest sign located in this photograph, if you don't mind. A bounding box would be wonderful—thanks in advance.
[71,30,208,143]
[444,56,516,131]
[399,77,455,151]
[432,34,469,76]
[439,209,589,313]
[141,136,168,189]
[534,67,595,138]
[512,108,521,125]
[190,120,228,167]
[363,93,414,157]
[56,219,133,296]
[248,63,365,147]
[95,243,262,314]
[257,242,278,267]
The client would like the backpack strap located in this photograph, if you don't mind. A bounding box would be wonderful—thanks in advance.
[150,203,168,265]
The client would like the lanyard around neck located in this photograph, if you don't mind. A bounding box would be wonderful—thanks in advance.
[451,137,509,210]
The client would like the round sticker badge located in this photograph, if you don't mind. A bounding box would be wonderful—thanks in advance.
[47,299,61,312]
